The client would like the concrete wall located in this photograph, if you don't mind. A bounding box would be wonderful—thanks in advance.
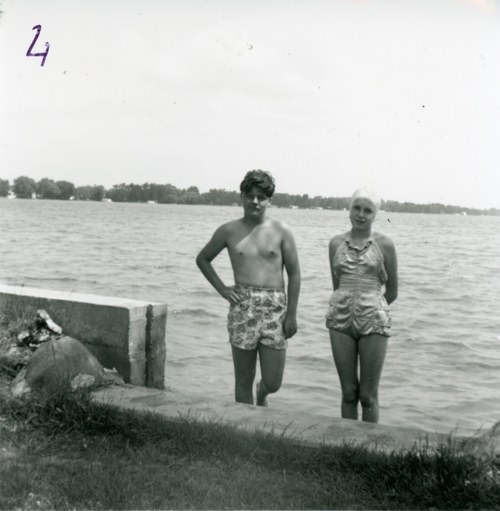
[0,285,167,389]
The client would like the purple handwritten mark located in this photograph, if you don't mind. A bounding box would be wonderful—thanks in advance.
[26,25,50,66]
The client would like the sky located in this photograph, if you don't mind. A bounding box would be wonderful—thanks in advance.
[1,0,499,209]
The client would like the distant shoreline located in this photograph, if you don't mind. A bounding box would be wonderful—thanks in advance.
[1,194,498,216]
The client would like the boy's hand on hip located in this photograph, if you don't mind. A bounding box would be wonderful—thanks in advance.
[283,314,297,339]
[222,286,246,305]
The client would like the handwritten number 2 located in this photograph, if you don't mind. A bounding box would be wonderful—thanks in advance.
[26,25,50,66]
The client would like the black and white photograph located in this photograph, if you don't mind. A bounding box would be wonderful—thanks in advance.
[1,0,500,509]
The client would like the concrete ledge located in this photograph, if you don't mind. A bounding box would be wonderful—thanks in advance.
[0,285,167,389]
[146,303,168,389]
[92,384,458,453]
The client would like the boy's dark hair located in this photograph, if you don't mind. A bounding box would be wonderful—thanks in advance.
[240,170,275,198]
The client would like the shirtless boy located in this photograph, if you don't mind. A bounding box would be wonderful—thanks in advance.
[196,170,300,406]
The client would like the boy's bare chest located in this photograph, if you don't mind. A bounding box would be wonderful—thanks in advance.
[228,230,282,260]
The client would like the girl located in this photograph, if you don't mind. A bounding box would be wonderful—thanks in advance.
[326,188,398,423]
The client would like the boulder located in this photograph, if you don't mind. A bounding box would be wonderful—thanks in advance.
[10,336,104,396]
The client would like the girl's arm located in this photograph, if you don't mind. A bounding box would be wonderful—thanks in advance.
[379,236,398,304]
[328,236,343,291]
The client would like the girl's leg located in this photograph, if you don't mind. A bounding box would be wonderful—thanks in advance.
[329,329,359,420]
[231,345,258,404]
[257,344,286,406]
[358,335,388,423]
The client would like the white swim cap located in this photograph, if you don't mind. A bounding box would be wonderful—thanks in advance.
[350,187,381,214]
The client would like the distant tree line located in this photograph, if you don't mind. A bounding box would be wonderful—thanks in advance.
[1,175,498,216]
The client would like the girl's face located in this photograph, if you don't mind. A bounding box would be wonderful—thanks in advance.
[349,197,377,231]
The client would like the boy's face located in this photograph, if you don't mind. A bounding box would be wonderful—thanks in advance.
[241,186,271,220]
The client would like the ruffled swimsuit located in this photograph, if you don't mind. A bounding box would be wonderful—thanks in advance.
[325,234,391,340]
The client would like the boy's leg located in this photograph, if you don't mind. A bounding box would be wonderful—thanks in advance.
[329,329,360,420]
[256,344,286,406]
[231,345,258,404]
[358,334,388,423]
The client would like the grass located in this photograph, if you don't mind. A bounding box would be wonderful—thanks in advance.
[0,298,31,349]
[0,372,499,511]
[0,300,33,377]
[1,303,500,509]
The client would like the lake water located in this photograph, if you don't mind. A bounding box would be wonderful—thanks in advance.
[1,199,499,435]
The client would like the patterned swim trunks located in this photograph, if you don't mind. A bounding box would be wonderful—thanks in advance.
[227,285,287,350]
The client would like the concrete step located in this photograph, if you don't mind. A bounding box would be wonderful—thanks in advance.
[91,384,455,453]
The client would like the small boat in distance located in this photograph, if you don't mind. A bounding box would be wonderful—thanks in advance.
[102,198,112,202]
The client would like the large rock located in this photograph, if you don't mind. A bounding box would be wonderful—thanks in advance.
[10,336,104,396]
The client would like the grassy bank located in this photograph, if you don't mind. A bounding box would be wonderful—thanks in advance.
[0,373,499,510]
[1,304,500,509]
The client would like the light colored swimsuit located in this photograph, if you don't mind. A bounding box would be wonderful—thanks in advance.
[326,234,391,340]
[228,285,287,350]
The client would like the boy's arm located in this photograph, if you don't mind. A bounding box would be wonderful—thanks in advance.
[196,225,244,305]
[281,226,301,339]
